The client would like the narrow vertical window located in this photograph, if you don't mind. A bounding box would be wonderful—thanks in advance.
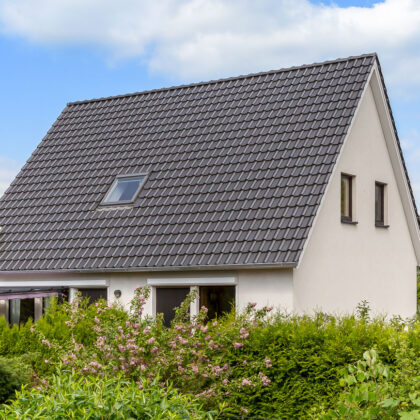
[375,182,387,226]
[341,174,353,222]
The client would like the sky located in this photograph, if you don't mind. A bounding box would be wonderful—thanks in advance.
[0,0,419,206]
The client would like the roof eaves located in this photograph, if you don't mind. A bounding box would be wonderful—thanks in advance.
[0,261,297,275]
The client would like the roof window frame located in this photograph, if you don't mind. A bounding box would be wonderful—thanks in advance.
[100,173,148,207]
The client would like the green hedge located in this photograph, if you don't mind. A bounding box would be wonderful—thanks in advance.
[0,292,418,419]
[0,356,33,404]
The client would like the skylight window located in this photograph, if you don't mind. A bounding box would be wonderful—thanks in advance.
[103,175,145,205]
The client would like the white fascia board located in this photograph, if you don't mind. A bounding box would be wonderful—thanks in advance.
[0,280,108,287]
[369,64,420,263]
[295,65,375,269]
[147,277,237,286]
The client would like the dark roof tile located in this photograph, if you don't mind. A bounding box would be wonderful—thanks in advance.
[0,54,380,271]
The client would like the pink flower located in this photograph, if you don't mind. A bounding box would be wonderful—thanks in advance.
[146,337,155,345]
[143,329,151,334]
[222,379,228,385]
[241,378,252,386]
[212,320,218,326]
[240,328,249,339]
[201,306,208,313]
[233,342,244,348]
[200,325,208,333]
[241,407,249,414]
[267,306,274,312]
[250,302,257,307]
[177,336,188,345]
[94,316,100,324]
[44,359,50,364]
[41,339,51,347]
[243,360,247,365]
[265,358,272,367]
[261,375,271,386]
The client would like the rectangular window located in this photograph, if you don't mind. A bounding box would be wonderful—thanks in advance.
[103,175,146,205]
[9,298,35,325]
[0,300,8,322]
[79,288,108,305]
[375,182,387,226]
[200,286,235,320]
[156,287,190,327]
[341,174,353,222]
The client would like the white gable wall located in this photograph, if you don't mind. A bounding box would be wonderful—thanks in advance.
[293,83,418,318]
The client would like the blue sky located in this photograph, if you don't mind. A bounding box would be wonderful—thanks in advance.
[0,0,419,206]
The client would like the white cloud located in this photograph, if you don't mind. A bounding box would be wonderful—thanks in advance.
[0,0,419,87]
[0,157,22,198]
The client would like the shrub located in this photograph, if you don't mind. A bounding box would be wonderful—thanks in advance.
[0,356,33,404]
[0,288,418,418]
[321,346,420,419]
[1,371,220,419]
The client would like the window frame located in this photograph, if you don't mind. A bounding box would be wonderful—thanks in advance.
[148,277,237,322]
[100,173,148,207]
[341,173,356,224]
[375,181,388,228]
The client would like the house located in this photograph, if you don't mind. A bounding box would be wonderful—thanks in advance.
[0,53,419,326]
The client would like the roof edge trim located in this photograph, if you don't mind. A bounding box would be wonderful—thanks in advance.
[0,262,297,276]
[295,59,376,269]
[67,53,378,106]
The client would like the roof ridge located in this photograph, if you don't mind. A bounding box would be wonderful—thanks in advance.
[68,53,377,106]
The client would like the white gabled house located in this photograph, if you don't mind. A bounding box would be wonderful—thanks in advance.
[0,53,419,325]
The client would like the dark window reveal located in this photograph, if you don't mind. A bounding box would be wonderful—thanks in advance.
[375,182,385,225]
[103,176,145,205]
[80,288,108,305]
[9,298,35,325]
[341,174,353,222]
[200,286,235,320]
[156,287,190,327]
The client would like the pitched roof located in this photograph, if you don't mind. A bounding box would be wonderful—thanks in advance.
[0,54,377,272]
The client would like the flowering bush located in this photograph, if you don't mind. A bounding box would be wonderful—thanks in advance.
[54,287,273,414]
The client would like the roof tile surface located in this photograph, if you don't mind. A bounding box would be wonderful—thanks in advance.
[0,54,377,271]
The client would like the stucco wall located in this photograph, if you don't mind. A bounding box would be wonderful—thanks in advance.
[293,83,418,318]
[108,269,293,314]
[0,268,293,316]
